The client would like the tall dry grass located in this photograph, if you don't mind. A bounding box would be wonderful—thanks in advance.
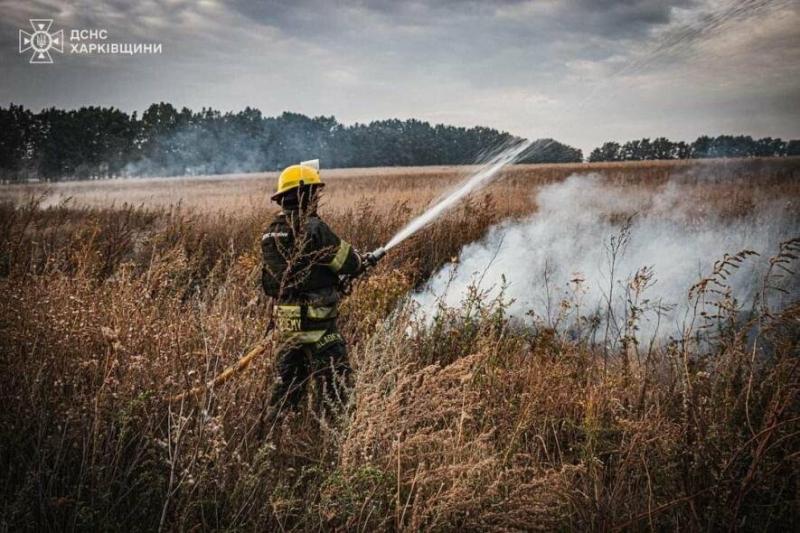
[1,160,799,531]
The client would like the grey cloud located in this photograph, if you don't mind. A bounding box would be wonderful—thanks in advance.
[0,0,796,156]
[565,0,695,34]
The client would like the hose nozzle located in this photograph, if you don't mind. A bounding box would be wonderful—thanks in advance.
[364,247,386,267]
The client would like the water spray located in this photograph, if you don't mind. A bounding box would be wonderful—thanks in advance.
[362,139,535,263]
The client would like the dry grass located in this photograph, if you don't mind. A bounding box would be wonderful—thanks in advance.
[4,157,798,215]
[1,158,799,531]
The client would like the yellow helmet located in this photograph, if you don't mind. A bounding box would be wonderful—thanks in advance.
[271,163,324,201]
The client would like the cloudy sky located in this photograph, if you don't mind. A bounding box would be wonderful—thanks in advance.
[1,0,798,154]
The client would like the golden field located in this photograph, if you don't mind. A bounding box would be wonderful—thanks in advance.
[4,157,798,214]
[1,157,799,531]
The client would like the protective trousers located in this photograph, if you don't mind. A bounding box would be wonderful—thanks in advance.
[267,330,352,415]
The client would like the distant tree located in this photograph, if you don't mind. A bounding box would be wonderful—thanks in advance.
[0,104,35,181]
[788,140,800,156]
[706,135,753,158]
[591,135,796,162]
[621,139,653,161]
[754,137,787,157]
[134,102,183,175]
[691,135,713,158]
[36,107,91,179]
[520,138,582,163]
[640,138,655,160]
[589,141,621,162]
[651,137,674,160]
[674,141,692,159]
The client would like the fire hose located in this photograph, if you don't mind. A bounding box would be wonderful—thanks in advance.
[169,342,271,403]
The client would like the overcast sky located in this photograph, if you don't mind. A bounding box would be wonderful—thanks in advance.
[1,0,798,154]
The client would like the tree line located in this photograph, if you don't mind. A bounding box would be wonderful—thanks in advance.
[589,135,799,162]
[0,103,582,182]
[2,103,796,182]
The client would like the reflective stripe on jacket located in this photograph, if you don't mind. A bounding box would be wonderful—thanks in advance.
[274,303,339,345]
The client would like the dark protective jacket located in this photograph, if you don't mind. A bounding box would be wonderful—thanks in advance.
[261,209,361,344]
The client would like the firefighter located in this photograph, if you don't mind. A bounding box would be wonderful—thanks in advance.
[260,161,375,424]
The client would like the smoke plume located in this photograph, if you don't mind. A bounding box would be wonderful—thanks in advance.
[412,174,800,344]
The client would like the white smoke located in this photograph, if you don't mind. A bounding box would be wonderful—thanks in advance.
[412,174,799,344]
